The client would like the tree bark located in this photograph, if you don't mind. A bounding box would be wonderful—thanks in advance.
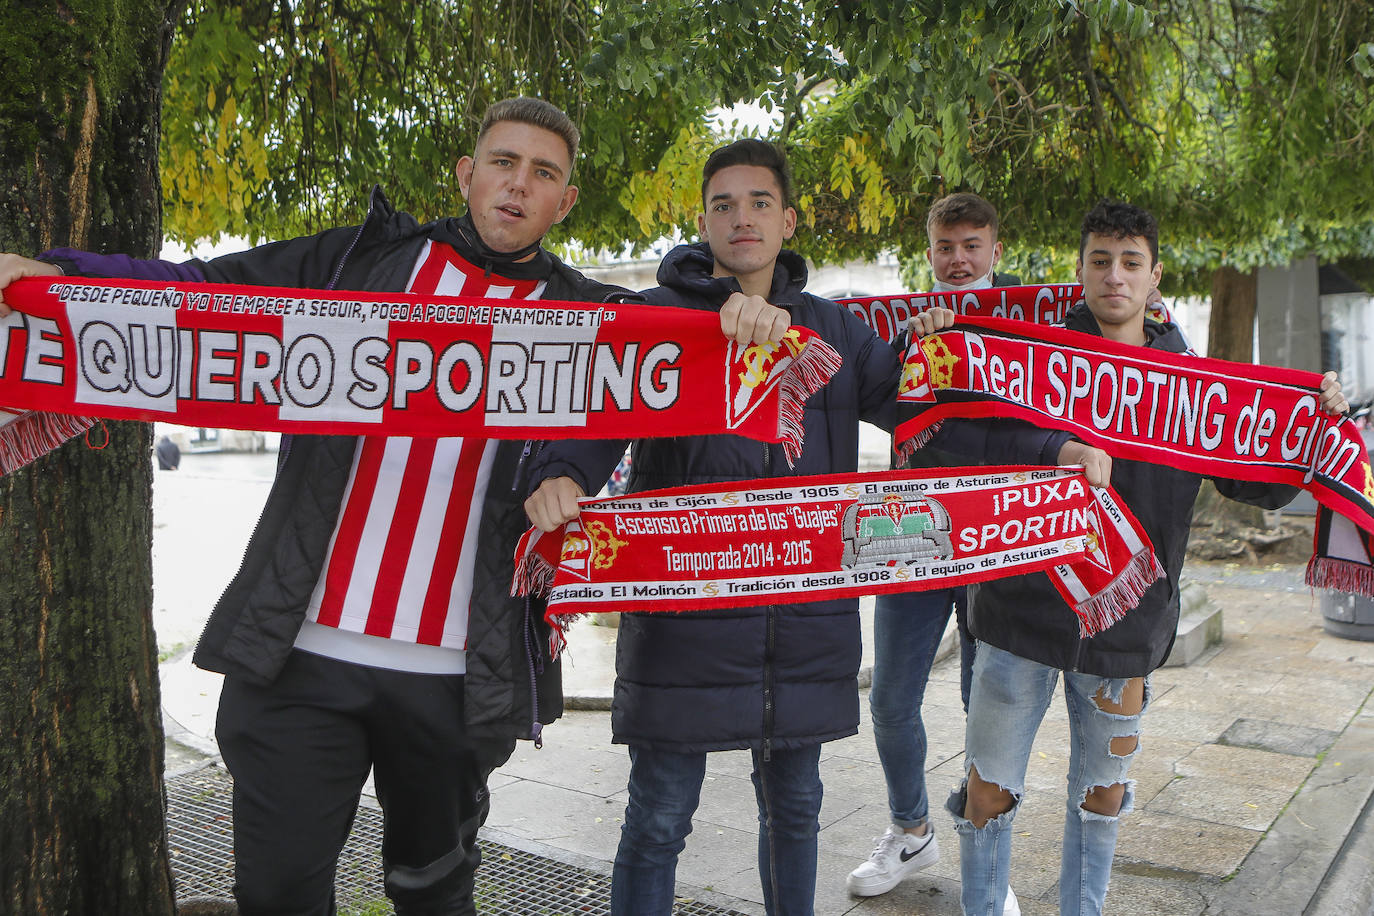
[1206,264,1258,363]
[0,3,182,912]
[1190,265,1285,553]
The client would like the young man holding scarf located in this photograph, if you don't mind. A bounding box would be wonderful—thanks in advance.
[0,98,655,916]
[522,141,1068,916]
[925,200,1348,916]
[522,138,901,915]
[848,192,1025,906]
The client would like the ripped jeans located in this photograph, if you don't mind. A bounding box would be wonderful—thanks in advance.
[945,643,1149,916]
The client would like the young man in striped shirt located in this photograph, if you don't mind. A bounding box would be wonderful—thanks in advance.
[0,97,633,915]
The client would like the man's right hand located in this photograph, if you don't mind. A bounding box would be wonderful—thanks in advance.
[908,307,956,338]
[1058,439,1113,488]
[0,254,60,317]
[524,476,586,533]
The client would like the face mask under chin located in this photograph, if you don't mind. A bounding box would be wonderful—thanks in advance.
[930,270,995,293]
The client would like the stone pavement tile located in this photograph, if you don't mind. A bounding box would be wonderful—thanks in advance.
[1148,665,1276,699]
[1113,810,1260,876]
[1307,633,1374,666]
[1216,717,1337,757]
[662,822,767,910]
[486,778,625,863]
[1140,695,1239,744]
[1002,795,1076,901]
[1209,705,1374,915]
[499,738,632,799]
[841,871,963,914]
[1207,634,1336,677]
[817,753,894,817]
[1146,744,1312,832]
[1101,870,1213,916]
[1265,669,1373,714]
[1172,742,1317,780]
[1125,765,1176,809]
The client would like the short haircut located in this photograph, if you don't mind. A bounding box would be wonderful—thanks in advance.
[701,139,793,208]
[926,192,1000,239]
[1079,199,1159,265]
[478,97,580,168]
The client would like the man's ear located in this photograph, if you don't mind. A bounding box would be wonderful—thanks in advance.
[696,211,709,241]
[1150,259,1163,290]
[782,206,797,240]
[1075,257,1084,284]
[553,184,579,224]
[991,239,1004,268]
[455,157,474,201]
[925,247,935,268]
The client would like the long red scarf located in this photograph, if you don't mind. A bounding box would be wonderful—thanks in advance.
[513,466,1163,654]
[895,317,1374,596]
[839,284,1086,344]
[837,285,1186,347]
[0,276,840,473]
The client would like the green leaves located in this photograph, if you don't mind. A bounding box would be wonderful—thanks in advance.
[153,0,1374,288]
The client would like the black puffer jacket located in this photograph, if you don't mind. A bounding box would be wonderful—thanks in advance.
[529,243,902,753]
[967,303,1300,677]
[47,187,637,742]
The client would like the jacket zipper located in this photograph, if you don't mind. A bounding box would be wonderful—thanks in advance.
[522,597,545,748]
[761,440,776,761]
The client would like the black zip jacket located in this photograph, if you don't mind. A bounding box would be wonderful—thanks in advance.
[45,186,638,741]
[526,243,1065,753]
[967,303,1301,677]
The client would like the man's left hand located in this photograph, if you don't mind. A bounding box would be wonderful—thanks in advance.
[1319,370,1349,417]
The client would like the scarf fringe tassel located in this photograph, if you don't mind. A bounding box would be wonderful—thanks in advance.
[1306,556,1374,599]
[778,340,843,467]
[895,422,943,466]
[1073,549,1166,638]
[0,410,96,475]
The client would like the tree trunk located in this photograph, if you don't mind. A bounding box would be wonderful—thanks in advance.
[1190,265,1289,554]
[0,3,182,912]
[1206,264,1258,363]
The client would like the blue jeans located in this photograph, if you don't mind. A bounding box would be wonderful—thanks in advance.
[612,744,824,916]
[945,644,1149,916]
[870,586,973,828]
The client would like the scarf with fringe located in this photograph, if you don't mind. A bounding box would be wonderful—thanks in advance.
[896,316,1374,598]
[513,465,1163,656]
[0,276,841,474]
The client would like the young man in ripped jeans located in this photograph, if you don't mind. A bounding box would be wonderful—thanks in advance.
[925,200,1348,915]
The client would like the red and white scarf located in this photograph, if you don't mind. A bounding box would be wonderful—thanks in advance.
[513,465,1164,654]
[0,275,840,472]
[838,284,1188,349]
[895,317,1374,596]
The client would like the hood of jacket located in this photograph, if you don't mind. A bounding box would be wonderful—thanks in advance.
[655,242,811,308]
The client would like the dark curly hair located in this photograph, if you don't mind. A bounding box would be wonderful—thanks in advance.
[1079,199,1158,265]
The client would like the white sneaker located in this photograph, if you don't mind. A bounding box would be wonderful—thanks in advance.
[1003,886,1021,916]
[846,824,940,896]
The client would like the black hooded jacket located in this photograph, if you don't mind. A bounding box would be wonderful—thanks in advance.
[46,187,638,741]
[967,303,1300,677]
[528,242,901,753]
[526,243,1064,752]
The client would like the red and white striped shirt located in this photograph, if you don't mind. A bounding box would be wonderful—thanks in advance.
[294,239,545,672]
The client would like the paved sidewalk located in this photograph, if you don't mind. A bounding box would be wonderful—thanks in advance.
[162,563,1374,914]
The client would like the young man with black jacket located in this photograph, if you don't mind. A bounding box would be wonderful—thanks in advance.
[932,200,1347,916]
[522,141,1069,916]
[0,97,636,916]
